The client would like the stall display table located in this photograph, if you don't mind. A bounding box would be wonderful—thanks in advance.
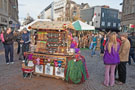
[25,52,74,80]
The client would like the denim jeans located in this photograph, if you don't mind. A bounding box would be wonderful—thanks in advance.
[4,44,14,63]
[128,48,135,65]
[22,44,29,59]
[91,45,96,56]
[89,42,93,50]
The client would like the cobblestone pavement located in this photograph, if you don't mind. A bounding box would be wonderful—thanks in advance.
[0,49,135,90]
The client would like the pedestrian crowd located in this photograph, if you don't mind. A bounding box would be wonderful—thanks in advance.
[0,27,30,64]
[0,27,135,87]
[87,31,134,87]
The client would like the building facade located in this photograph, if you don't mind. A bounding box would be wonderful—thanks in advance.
[38,3,54,20]
[121,0,135,31]
[38,0,89,21]
[80,6,120,31]
[53,0,67,21]
[0,0,19,30]
[0,0,8,29]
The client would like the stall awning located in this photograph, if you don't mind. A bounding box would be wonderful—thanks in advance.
[27,19,75,31]
[72,20,95,31]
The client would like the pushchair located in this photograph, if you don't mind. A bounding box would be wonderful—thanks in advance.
[22,62,34,79]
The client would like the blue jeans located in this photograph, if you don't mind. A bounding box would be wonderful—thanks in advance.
[89,42,93,50]
[91,45,96,56]
[128,48,135,65]
[22,44,29,59]
[4,44,14,63]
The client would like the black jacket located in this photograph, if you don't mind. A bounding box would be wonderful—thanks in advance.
[4,32,14,45]
[128,36,135,48]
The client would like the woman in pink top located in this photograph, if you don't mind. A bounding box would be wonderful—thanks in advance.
[0,29,5,43]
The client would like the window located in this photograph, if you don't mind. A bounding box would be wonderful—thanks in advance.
[118,23,121,27]
[107,22,111,27]
[133,0,135,5]
[114,14,117,18]
[4,0,7,12]
[0,0,3,8]
[89,21,92,26]
[73,11,77,16]
[132,5,135,13]
[101,21,105,26]
[98,13,100,16]
[102,13,104,17]
[113,23,116,27]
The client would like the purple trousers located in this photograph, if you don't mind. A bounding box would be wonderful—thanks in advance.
[104,65,116,86]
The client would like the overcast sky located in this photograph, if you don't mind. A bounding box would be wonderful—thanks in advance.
[18,0,123,21]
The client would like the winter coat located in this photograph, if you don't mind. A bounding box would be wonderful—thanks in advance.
[100,38,108,50]
[22,33,30,44]
[4,32,14,45]
[128,36,135,48]
[103,43,120,65]
[92,37,97,46]
[119,39,130,62]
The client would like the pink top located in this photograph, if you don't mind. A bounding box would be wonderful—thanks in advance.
[0,33,5,42]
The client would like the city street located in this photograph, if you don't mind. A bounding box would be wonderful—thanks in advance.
[0,47,135,90]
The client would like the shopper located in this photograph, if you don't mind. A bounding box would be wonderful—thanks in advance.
[16,34,22,54]
[0,29,5,43]
[4,28,14,64]
[20,29,30,60]
[103,32,120,87]
[128,32,135,65]
[117,32,130,85]
[100,34,107,54]
[91,34,97,56]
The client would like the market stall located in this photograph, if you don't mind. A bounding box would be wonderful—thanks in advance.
[72,20,95,48]
[22,20,89,83]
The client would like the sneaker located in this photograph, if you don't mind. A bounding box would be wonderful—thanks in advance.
[10,62,14,64]
[6,62,10,65]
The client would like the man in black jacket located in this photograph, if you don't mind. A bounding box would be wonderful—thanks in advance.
[128,32,135,65]
[4,28,14,64]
